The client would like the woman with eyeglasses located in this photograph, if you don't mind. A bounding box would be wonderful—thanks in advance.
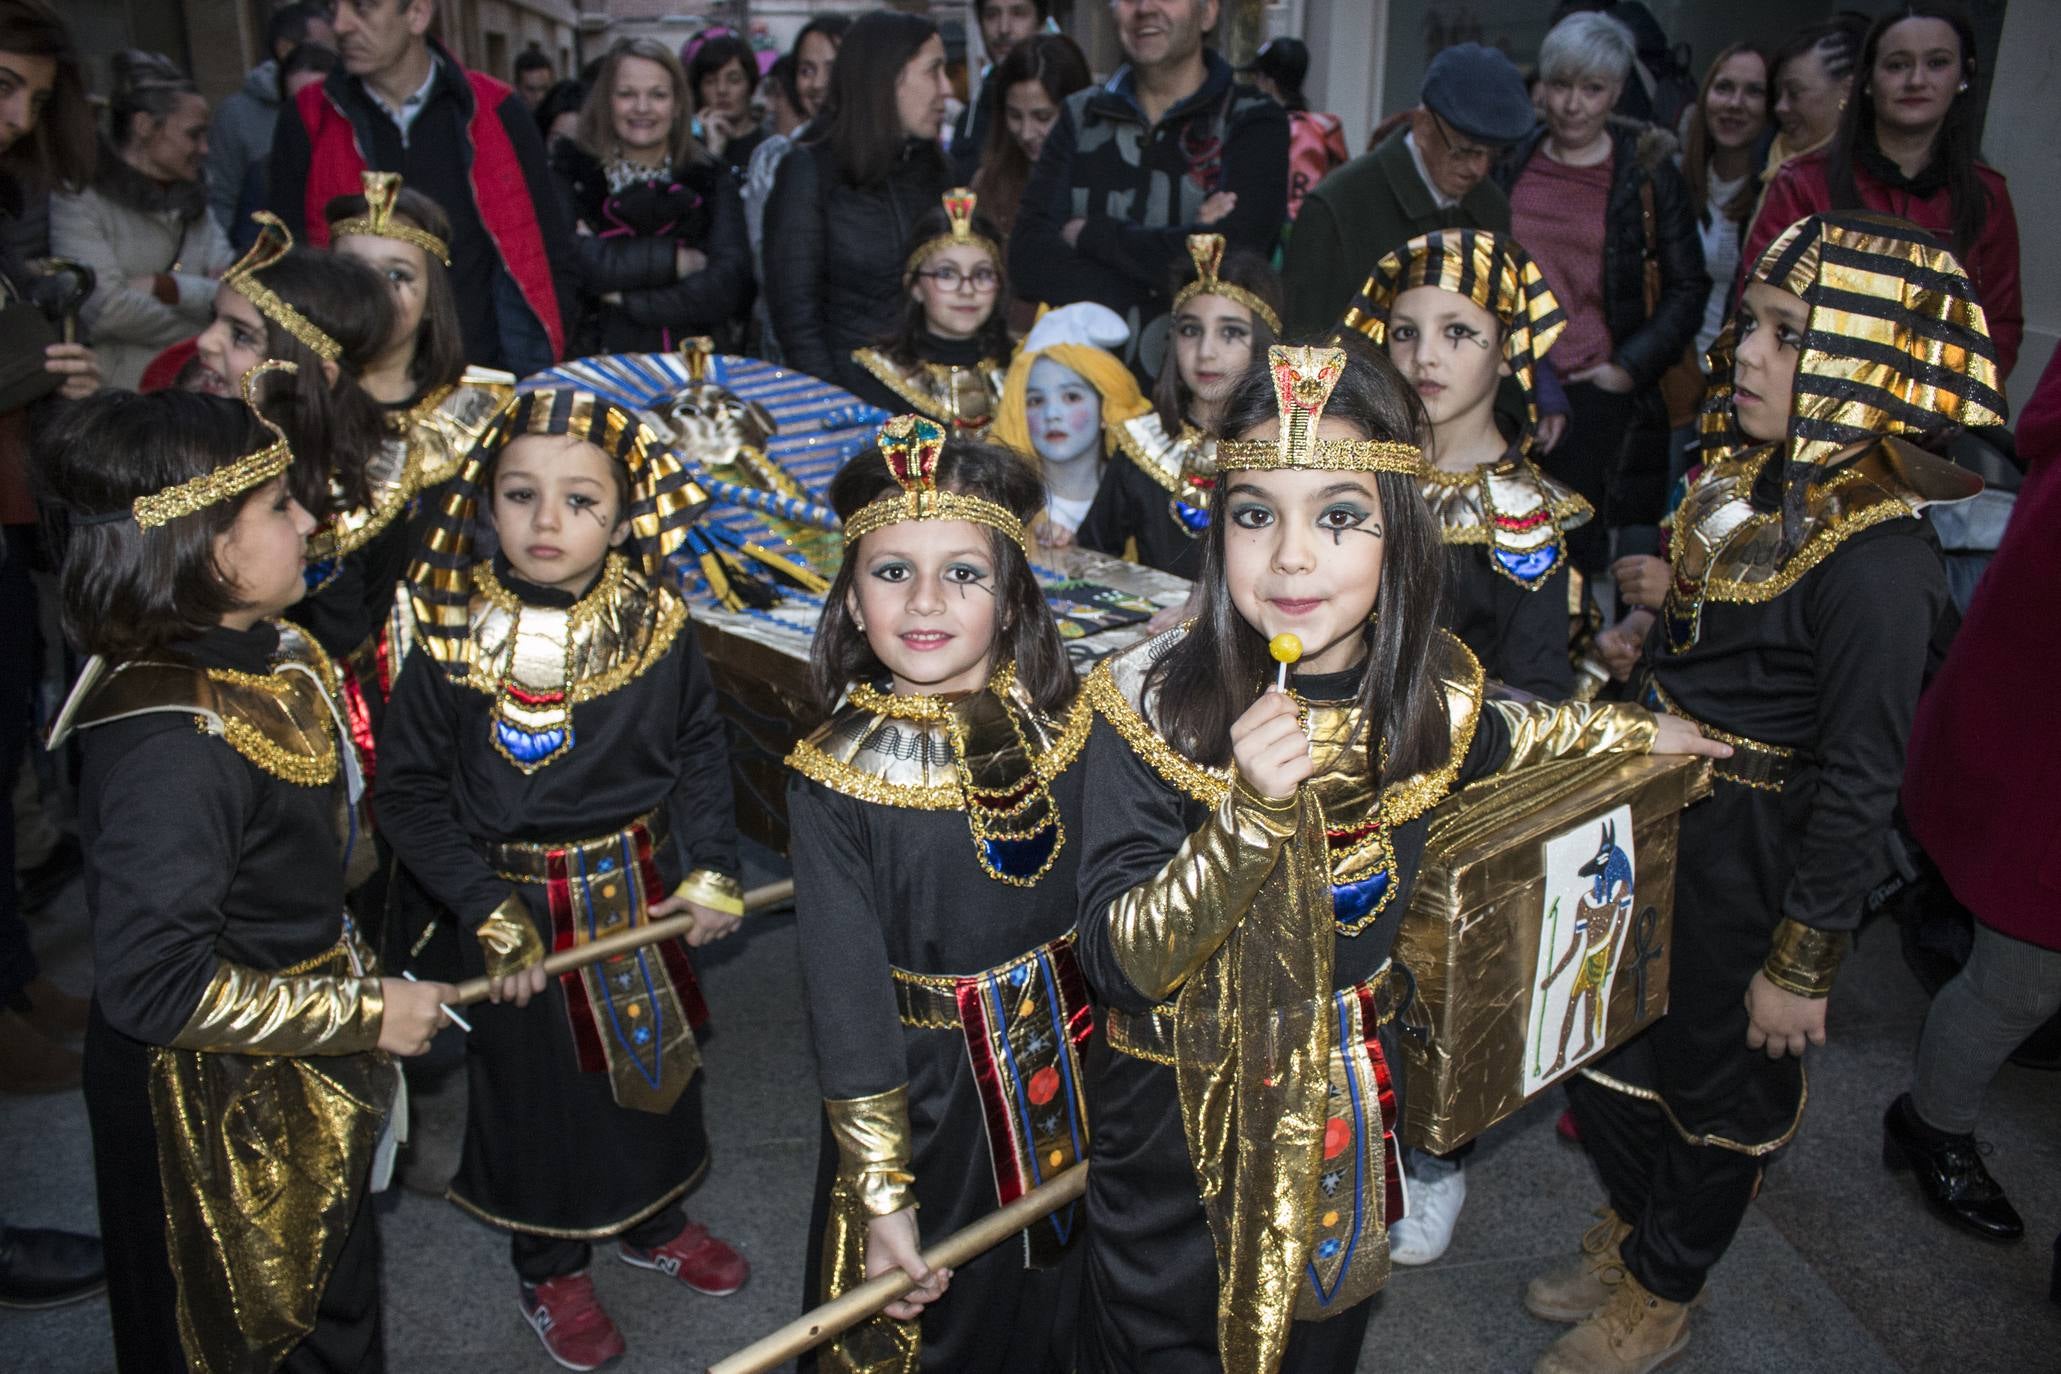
[849,189,1010,434]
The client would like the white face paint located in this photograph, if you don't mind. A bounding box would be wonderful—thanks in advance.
[1024,356,1103,471]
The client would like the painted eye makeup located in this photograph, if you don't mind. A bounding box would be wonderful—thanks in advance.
[868,559,912,583]
[1228,503,1275,530]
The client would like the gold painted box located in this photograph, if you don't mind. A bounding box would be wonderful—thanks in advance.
[1393,753,1711,1153]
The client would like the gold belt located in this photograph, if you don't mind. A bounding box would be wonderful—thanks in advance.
[1648,681,1797,792]
[486,806,670,882]
[891,932,1078,1031]
[1106,959,1413,1066]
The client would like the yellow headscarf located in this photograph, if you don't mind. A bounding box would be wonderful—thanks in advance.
[989,303,1153,459]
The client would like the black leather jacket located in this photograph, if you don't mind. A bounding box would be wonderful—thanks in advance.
[552,143,750,355]
[761,137,949,393]
[1496,120,1708,392]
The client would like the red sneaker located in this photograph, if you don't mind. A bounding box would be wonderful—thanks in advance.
[518,1272,625,1371]
[618,1218,750,1296]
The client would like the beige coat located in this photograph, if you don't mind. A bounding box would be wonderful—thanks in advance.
[51,163,232,390]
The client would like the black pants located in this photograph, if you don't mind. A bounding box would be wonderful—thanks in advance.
[84,1006,385,1371]
[1539,386,1670,575]
[512,1205,685,1284]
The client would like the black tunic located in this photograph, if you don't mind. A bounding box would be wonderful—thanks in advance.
[1071,662,1517,1374]
[1608,516,1949,1146]
[785,703,1089,1373]
[1442,548,1573,698]
[77,623,383,1373]
[1077,454,1205,580]
[376,561,741,1236]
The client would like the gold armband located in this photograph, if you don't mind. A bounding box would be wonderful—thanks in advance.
[825,1086,917,1217]
[1107,787,1303,1003]
[1491,699,1658,774]
[475,892,546,981]
[1761,918,1851,999]
[675,868,745,917]
[172,959,384,1056]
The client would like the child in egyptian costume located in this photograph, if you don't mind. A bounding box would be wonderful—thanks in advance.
[374,388,751,1362]
[1345,228,1595,698]
[849,190,1011,434]
[1534,211,2002,1374]
[989,301,1154,546]
[323,172,516,696]
[1070,344,1723,1374]
[785,415,1094,1372]
[1077,233,1282,579]
[42,370,459,1372]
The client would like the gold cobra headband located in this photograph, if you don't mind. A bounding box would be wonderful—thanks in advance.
[1215,346,1422,474]
[330,171,452,266]
[843,414,1029,550]
[223,212,343,362]
[904,188,1003,278]
[1171,233,1282,335]
[129,360,299,530]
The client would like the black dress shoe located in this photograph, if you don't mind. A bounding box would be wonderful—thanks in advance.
[0,1225,106,1309]
[1882,1093,2025,1241]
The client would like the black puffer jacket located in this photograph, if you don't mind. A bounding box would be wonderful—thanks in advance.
[552,142,750,355]
[761,137,950,394]
[1496,119,1707,392]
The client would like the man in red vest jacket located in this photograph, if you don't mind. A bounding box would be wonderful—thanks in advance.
[267,0,576,375]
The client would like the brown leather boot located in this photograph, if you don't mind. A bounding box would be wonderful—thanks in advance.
[1524,1205,1633,1322]
[21,978,89,1038]
[1533,1265,1691,1374]
[0,1010,81,1094]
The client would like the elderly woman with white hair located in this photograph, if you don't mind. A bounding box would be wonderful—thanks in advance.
[1495,10,1707,582]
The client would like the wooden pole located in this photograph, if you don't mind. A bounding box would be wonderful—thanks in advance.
[705,1163,1089,1374]
[447,877,794,1007]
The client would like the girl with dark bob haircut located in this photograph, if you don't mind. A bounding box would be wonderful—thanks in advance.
[786,417,1090,1371]
[809,431,1071,715]
[34,379,452,1372]
[1067,339,1718,1371]
[37,388,278,659]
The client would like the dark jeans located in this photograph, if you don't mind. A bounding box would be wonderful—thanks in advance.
[0,527,38,1006]
[1540,386,1668,576]
[512,1204,685,1284]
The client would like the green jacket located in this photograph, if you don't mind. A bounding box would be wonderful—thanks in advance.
[1281,129,1510,339]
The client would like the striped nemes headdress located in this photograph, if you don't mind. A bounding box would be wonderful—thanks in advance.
[1342,228,1567,450]
[408,388,713,644]
[1700,211,2007,468]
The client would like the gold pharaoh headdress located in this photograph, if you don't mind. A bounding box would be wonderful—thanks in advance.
[1700,210,2008,468]
[843,413,1029,550]
[223,212,342,362]
[1342,228,1567,450]
[99,360,300,530]
[1171,232,1283,334]
[904,188,1002,277]
[408,387,714,649]
[330,171,452,266]
[1214,346,1422,473]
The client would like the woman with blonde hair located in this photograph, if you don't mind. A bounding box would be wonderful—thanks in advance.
[551,36,749,353]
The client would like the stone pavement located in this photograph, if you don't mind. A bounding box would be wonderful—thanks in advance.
[5,841,2056,1373]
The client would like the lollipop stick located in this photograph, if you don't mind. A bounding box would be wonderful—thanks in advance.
[1276,660,1288,692]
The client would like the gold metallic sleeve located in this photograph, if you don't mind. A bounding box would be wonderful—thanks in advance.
[1107,786,1302,1004]
[674,868,745,917]
[1488,700,1659,774]
[475,891,547,980]
[170,959,384,1055]
[1761,918,1851,998]
[825,1085,918,1218]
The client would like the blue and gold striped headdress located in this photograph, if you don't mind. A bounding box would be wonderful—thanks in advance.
[1700,211,2007,468]
[1342,228,1567,451]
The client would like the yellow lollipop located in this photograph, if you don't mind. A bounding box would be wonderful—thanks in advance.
[1269,632,1302,690]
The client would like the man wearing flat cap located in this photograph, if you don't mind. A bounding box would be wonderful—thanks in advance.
[1282,42,1536,339]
